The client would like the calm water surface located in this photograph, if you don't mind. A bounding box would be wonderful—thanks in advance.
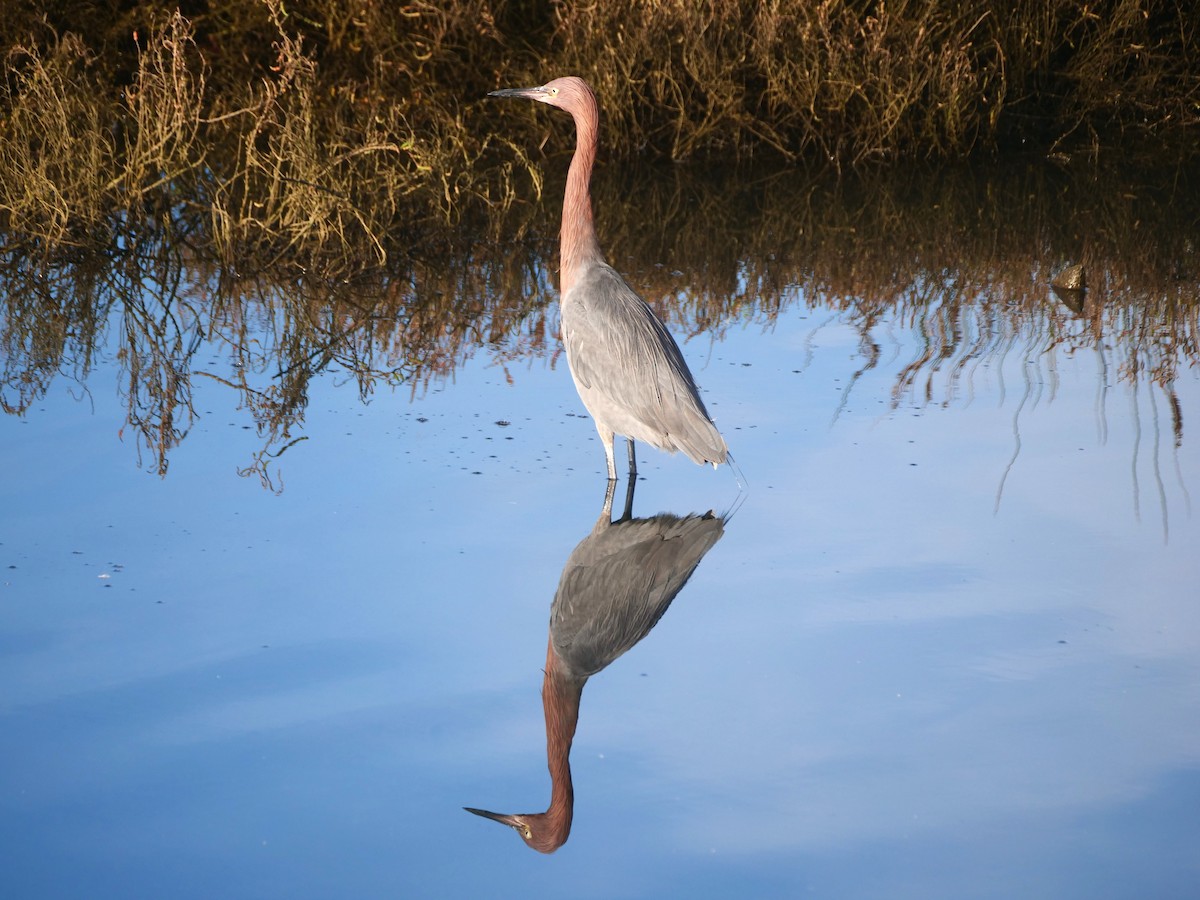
[2,161,1198,899]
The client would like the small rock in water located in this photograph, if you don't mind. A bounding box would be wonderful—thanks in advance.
[1051,263,1086,292]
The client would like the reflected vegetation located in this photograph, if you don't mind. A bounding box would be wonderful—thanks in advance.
[2,153,1197,488]
[466,480,726,852]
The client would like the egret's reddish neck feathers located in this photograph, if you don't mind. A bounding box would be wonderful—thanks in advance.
[557,81,604,297]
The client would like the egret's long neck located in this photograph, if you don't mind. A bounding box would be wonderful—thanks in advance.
[538,637,584,849]
[560,96,603,297]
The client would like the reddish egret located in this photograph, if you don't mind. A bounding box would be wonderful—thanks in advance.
[489,76,730,481]
[466,479,726,852]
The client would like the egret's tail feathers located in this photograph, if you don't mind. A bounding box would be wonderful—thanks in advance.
[670,422,729,471]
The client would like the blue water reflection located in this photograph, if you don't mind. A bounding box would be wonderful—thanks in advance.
[3,209,1200,897]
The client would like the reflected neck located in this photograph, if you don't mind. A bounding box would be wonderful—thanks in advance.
[539,636,584,848]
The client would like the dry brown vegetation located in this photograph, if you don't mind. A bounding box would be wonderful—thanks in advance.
[0,1,1197,255]
[0,1,1196,242]
[551,0,1200,163]
[0,3,521,264]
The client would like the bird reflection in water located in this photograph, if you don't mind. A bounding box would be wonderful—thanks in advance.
[466,479,727,852]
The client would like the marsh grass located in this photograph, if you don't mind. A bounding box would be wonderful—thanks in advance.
[546,0,1199,163]
[0,3,537,268]
[0,2,1197,256]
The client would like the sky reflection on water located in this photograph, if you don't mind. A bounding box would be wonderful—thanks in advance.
[3,174,1200,897]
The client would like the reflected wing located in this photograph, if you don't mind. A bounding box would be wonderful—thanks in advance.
[551,513,725,676]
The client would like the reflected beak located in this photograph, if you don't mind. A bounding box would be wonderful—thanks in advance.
[488,86,547,101]
[464,806,522,830]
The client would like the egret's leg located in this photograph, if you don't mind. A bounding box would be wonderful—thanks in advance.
[627,439,637,480]
[599,478,617,521]
[597,423,617,481]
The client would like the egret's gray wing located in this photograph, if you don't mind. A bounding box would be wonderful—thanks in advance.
[561,264,727,464]
[550,512,724,677]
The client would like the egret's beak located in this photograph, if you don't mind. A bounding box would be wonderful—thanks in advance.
[488,86,548,101]
[464,806,522,829]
